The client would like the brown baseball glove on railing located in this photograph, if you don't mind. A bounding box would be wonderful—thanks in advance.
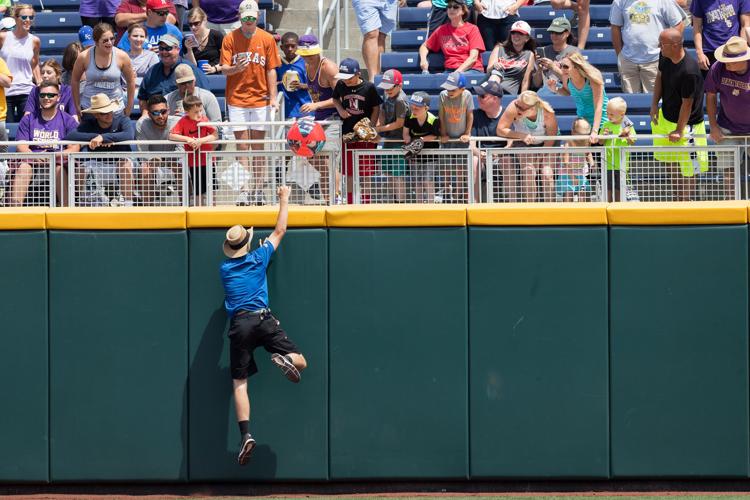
[342,117,379,143]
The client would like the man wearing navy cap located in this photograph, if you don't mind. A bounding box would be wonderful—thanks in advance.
[471,79,505,201]
[331,57,382,202]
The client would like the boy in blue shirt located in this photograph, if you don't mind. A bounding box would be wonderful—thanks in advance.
[219,185,308,466]
[276,32,312,118]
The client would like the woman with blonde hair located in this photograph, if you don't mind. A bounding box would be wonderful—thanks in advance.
[549,51,608,143]
[23,59,76,118]
[0,3,41,122]
[496,90,559,202]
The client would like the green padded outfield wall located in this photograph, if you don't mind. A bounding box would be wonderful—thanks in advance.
[328,228,468,479]
[188,229,328,481]
[48,231,188,481]
[610,225,749,477]
[469,227,609,478]
[0,231,48,482]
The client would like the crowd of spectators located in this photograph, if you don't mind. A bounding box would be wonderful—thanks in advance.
[3,0,750,206]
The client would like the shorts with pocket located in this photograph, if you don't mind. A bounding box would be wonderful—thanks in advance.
[228,310,300,380]
[352,0,398,35]
[228,104,270,133]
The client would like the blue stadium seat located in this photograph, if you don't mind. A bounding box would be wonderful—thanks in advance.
[6,122,18,141]
[556,114,652,134]
[34,12,81,32]
[581,49,618,71]
[38,33,78,55]
[398,7,429,29]
[519,5,611,28]
[601,72,622,92]
[391,30,427,50]
[205,74,227,95]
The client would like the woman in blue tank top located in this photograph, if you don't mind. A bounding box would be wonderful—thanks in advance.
[551,51,608,143]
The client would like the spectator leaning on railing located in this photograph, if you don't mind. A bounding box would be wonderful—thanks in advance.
[403,91,441,203]
[135,94,179,205]
[420,0,486,74]
[11,81,80,207]
[470,79,505,202]
[376,69,409,203]
[610,0,684,93]
[276,32,313,119]
[64,93,136,206]
[650,27,707,202]
[496,90,558,202]
[705,36,750,197]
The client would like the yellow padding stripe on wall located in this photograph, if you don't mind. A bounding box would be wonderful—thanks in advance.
[607,201,748,225]
[46,208,187,230]
[187,206,327,228]
[468,203,608,226]
[326,204,467,227]
[0,208,47,229]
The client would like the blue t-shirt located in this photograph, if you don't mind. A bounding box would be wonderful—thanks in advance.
[117,23,183,52]
[220,240,275,317]
[276,55,312,118]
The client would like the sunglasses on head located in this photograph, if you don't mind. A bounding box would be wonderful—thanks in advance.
[39,92,58,99]
[153,9,169,16]
[149,109,167,116]
[189,20,202,27]
[241,15,257,22]
[19,15,34,20]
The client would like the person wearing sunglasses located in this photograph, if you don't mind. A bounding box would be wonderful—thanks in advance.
[12,81,80,207]
[117,0,183,52]
[23,59,77,122]
[182,7,225,74]
[0,4,41,123]
[113,0,177,44]
[192,0,244,35]
[135,93,181,204]
[71,22,136,120]
[425,0,475,37]
[218,0,281,206]
[419,0,485,74]
[137,33,209,118]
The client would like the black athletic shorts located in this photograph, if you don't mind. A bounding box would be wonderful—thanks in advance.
[228,310,300,380]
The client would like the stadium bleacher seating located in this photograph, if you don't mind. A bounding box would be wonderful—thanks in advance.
[1,0,281,140]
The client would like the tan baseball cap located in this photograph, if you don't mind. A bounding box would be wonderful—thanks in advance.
[174,64,195,84]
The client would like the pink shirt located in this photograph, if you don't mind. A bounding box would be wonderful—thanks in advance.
[425,22,485,72]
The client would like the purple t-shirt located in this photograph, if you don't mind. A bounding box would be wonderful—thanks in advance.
[201,0,242,24]
[24,84,74,116]
[704,62,750,133]
[79,0,120,17]
[690,0,750,52]
[16,109,79,152]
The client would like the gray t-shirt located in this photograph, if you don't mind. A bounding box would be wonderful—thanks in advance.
[489,46,533,95]
[538,44,580,86]
[439,89,474,138]
[131,49,159,89]
[381,89,409,140]
[609,0,684,64]
[135,115,180,151]
[165,86,222,122]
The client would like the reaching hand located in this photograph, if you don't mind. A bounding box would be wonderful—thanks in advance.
[277,185,291,202]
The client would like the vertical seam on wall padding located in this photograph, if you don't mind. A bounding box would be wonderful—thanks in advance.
[46,230,51,483]
[465,226,471,480]
[746,224,750,478]
[185,229,190,482]
[607,226,612,479]
[327,228,331,482]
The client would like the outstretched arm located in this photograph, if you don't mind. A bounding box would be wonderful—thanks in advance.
[266,185,290,250]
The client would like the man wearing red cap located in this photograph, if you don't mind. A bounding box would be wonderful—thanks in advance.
[114,0,177,44]
[117,0,183,51]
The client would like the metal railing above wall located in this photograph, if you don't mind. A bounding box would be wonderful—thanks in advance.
[0,131,747,207]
